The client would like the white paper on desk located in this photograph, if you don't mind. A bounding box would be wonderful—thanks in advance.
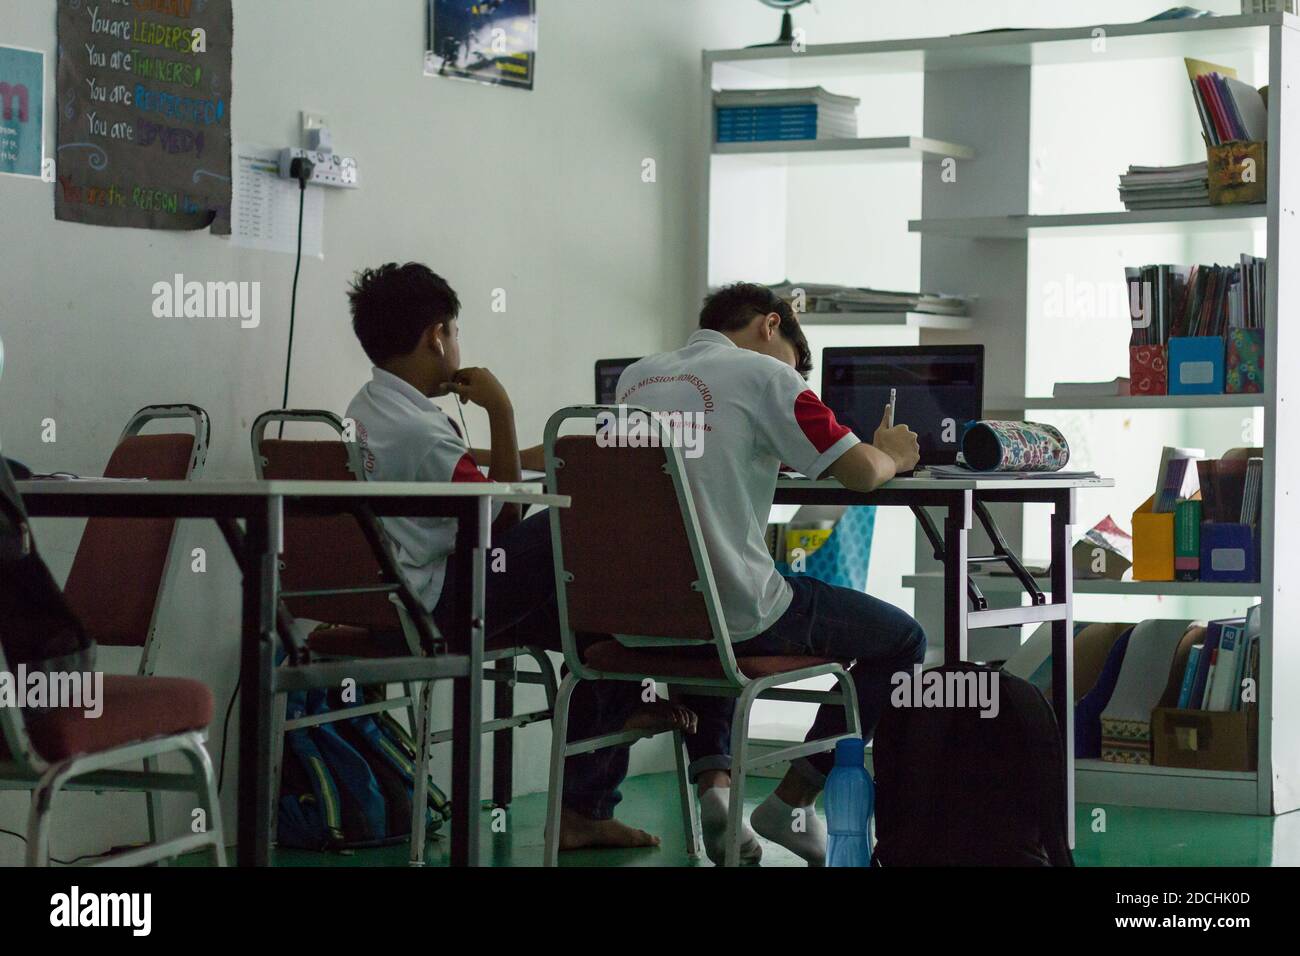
[231,144,324,258]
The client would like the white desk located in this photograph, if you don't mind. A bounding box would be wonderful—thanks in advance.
[774,474,1114,846]
[17,479,568,868]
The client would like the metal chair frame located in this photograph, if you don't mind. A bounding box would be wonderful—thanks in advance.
[542,406,861,866]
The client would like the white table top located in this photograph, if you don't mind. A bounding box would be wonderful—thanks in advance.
[16,479,570,508]
[777,475,1115,492]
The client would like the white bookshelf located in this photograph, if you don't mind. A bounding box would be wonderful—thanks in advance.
[798,311,972,331]
[908,205,1267,238]
[991,393,1268,411]
[713,135,973,165]
[704,12,1300,816]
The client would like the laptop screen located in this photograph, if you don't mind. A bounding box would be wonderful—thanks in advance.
[595,358,639,405]
[821,346,984,467]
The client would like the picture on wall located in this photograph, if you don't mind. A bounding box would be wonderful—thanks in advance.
[53,0,233,232]
[0,45,44,180]
[425,0,537,90]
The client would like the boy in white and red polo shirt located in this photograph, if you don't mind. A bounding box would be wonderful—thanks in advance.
[343,263,696,853]
[617,282,927,866]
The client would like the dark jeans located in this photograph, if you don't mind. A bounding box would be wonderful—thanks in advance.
[673,576,927,787]
[434,511,638,820]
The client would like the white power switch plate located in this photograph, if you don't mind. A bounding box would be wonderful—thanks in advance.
[301,111,329,138]
[278,147,359,188]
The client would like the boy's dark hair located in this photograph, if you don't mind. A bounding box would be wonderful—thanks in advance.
[348,262,461,365]
[699,282,812,377]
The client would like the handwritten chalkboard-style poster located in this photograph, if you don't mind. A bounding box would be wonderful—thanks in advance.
[425,0,537,91]
[55,0,233,233]
[0,45,46,179]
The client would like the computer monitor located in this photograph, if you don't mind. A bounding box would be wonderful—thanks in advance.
[821,345,984,468]
[595,357,640,405]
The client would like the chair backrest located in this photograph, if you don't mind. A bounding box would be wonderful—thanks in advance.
[544,406,741,683]
[251,410,402,631]
[62,405,209,649]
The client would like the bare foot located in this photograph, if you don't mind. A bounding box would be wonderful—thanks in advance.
[623,701,698,735]
[559,809,661,851]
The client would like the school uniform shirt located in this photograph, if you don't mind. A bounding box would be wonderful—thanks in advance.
[616,329,860,641]
[345,368,501,612]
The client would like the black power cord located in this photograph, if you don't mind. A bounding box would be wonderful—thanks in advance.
[278,158,315,438]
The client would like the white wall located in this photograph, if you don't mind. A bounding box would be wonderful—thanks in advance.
[0,0,1248,861]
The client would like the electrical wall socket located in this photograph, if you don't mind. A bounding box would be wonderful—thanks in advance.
[301,111,329,138]
[278,147,360,188]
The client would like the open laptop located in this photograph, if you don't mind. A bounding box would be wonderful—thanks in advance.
[820,345,984,471]
[595,357,640,404]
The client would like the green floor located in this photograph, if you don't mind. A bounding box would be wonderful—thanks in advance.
[262,771,1283,867]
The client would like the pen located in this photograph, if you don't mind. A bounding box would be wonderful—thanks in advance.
[887,388,896,428]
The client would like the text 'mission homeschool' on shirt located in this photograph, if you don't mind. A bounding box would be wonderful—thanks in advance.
[616,329,859,641]
[345,367,502,612]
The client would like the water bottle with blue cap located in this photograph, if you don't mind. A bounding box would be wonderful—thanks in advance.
[825,736,873,867]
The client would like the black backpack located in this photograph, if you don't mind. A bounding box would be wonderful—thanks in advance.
[872,663,1073,867]
[0,456,96,675]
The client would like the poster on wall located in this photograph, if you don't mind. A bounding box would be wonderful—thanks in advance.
[0,45,45,180]
[54,0,233,232]
[425,0,537,90]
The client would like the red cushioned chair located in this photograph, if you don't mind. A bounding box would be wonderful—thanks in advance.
[542,406,861,866]
[54,404,212,856]
[0,449,224,867]
[251,410,558,864]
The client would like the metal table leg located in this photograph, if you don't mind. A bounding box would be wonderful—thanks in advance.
[236,496,282,867]
[449,497,487,866]
[1050,489,1077,848]
[943,490,973,664]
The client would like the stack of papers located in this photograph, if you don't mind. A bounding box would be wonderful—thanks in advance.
[924,465,1100,481]
[1118,162,1210,209]
[1052,377,1131,399]
[770,281,970,316]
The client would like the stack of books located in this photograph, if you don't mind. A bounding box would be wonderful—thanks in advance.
[770,281,969,316]
[714,87,859,143]
[1118,162,1210,210]
[1185,58,1268,146]
[1126,255,1268,347]
[1198,456,1264,527]
[1174,612,1260,713]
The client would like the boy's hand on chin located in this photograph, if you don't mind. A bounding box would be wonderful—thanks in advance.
[448,367,511,414]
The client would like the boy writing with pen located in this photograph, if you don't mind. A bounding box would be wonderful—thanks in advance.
[615,282,926,865]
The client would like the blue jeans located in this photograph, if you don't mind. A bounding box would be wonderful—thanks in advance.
[672,576,927,788]
[434,511,639,820]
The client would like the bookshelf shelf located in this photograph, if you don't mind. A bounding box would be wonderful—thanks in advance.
[907,205,1267,239]
[711,136,973,165]
[988,393,1268,411]
[902,572,1263,599]
[704,12,1298,819]
[797,310,972,330]
[705,13,1285,80]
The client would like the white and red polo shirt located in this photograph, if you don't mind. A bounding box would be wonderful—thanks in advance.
[345,368,501,612]
[617,329,859,641]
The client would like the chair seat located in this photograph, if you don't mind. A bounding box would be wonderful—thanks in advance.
[583,640,847,680]
[24,675,213,762]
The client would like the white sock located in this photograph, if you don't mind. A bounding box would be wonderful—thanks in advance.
[698,787,762,865]
[750,792,827,866]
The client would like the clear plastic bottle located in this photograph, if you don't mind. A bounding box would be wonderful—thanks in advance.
[825,736,873,867]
